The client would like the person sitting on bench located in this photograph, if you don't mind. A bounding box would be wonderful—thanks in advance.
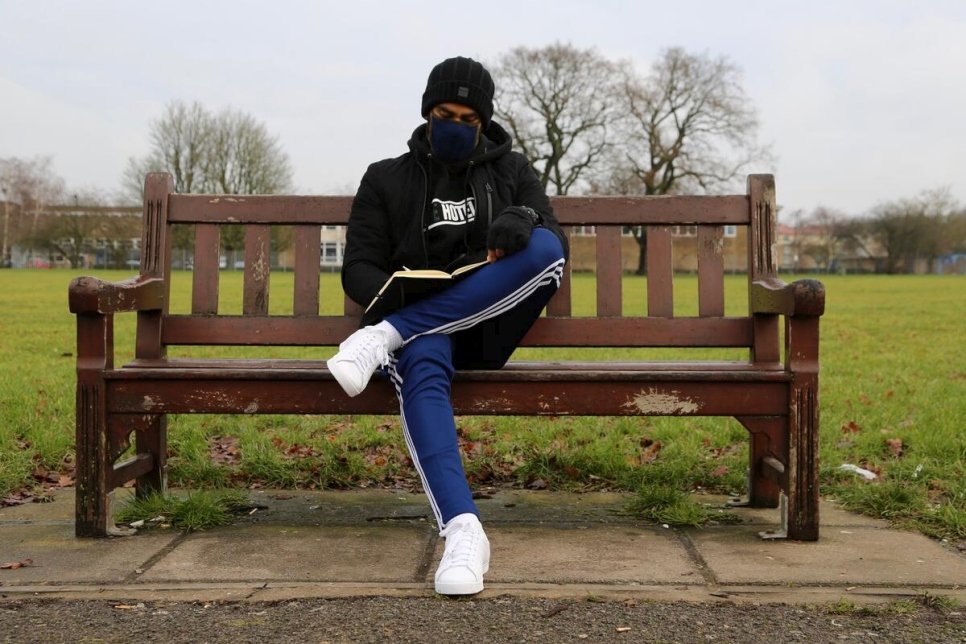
[328,56,569,595]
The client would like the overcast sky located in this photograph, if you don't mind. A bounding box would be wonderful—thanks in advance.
[2,0,965,217]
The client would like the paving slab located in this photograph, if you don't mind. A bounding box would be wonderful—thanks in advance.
[140,524,433,584]
[695,495,892,528]
[690,525,966,586]
[439,524,700,585]
[237,489,637,526]
[242,489,432,525]
[0,496,75,523]
[2,488,963,606]
[0,524,178,584]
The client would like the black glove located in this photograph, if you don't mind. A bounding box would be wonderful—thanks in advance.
[487,206,541,256]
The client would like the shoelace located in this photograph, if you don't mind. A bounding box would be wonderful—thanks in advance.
[440,521,480,567]
[344,330,390,373]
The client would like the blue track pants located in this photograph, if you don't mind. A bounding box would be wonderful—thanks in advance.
[383,228,565,527]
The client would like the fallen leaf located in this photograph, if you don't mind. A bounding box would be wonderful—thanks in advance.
[1,492,33,507]
[208,435,242,465]
[640,440,663,464]
[1,558,34,570]
[841,421,861,434]
[886,438,904,457]
[711,466,730,478]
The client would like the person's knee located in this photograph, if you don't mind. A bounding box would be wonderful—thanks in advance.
[524,227,565,271]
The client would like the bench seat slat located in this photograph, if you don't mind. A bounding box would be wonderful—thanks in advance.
[114,359,787,382]
[160,315,755,347]
[106,378,789,416]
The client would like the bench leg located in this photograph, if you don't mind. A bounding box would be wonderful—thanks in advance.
[135,415,168,498]
[786,381,820,540]
[735,417,784,508]
[75,381,110,537]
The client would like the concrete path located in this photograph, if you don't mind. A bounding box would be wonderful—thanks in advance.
[1,489,963,605]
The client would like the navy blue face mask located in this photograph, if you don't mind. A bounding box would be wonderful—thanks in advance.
[429,116,480,163]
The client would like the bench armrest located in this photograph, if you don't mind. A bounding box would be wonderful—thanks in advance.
[69,276,165,315]
[750,278,825,317]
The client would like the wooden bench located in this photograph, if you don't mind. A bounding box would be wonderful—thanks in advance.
[69,172,825,540]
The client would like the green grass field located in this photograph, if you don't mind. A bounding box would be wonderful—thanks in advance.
[0,269,963,538]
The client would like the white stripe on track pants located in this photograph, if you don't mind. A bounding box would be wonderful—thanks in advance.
[384,228,565,528]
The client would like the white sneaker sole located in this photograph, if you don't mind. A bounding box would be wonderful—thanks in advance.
[434,560,490,596]
[326,358,364,397]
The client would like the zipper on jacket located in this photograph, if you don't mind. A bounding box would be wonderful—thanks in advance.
[484,180,494,226]
[466,163,478,256]
[418,159,430,267]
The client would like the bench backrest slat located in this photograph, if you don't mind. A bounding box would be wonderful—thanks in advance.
[160,315,754,348]
[550,194,748,224]
[595,226,622,316]
[344,294,364,316]
[646,226,673,317]
[143,175,782,355]
[242,225,270,315]
[545,237,573,317]
[191,224,221,314]
[293,225,322,316]
[697,225,725,317]
[167,195,356,224]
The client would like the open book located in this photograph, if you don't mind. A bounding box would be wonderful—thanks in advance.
[363,260,489,323]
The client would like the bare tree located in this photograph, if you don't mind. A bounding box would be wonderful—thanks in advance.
[123,100,294,200]
[0,157,66,265]
[123,102,295,266]
[614,48,769,273]
[492,43,620,196]
[205,109,293,195]
[122,101,212,199]
[799,207,849,272]
[948,209,966,255]
[868,187,959,273]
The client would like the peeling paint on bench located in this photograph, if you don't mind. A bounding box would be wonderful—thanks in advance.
[624,388,701,415]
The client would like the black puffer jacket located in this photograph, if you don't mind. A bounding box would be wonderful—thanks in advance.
[341,122,569,308]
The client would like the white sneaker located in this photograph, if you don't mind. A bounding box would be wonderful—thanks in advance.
[434,513,490,595]
[326,326,393,397]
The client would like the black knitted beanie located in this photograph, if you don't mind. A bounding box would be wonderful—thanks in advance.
[421,56,495,128]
